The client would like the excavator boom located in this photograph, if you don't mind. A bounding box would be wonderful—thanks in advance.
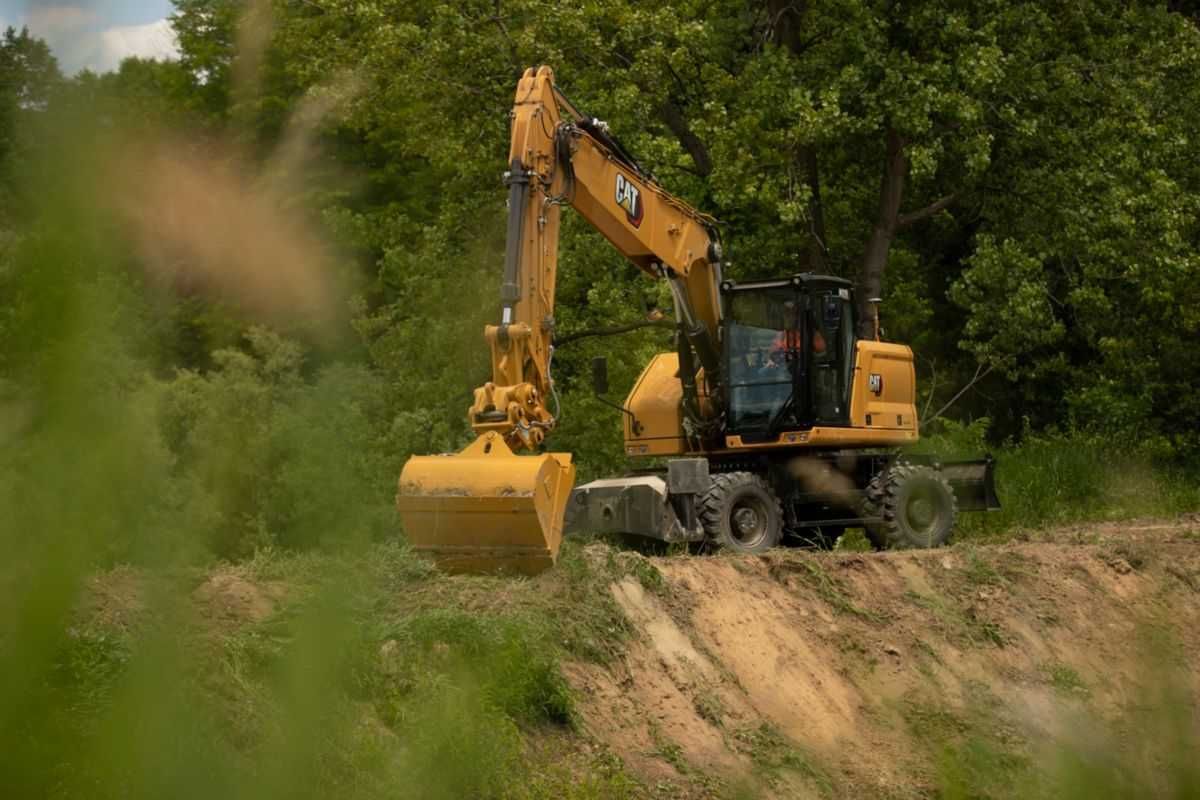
[397,65,722,574]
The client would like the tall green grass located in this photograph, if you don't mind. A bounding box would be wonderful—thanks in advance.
[914,419,1200,537]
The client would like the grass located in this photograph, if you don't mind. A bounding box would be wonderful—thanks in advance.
[20,502,1200,800]
[894,627,1200,800]
[924,670,1200,800]
[901,688,1032,800]
[1042,663,1089,697]
[370,608,576,726]
[904,590,1007,648]
[1103,540,1152,571]
[731,722,833,796]
[16,541,661,800]
[837,636,879,673]
[785,559,889,624]
[649,723,690,773]
[833,527,874,552]
[693,689,726,725]
[542,541,643,662]
[962,550,1006,587]
[913,424,1200,541]
[53,625,134,717]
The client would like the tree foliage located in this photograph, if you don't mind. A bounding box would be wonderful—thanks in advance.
[0,26,62,219]
[256,0,1200,452]
[3,2,1200,555]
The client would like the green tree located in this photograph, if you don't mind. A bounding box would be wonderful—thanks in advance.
[146,1,1200,460]
[0,27,62,219]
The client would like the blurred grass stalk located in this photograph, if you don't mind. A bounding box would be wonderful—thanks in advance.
[0,92,386,798]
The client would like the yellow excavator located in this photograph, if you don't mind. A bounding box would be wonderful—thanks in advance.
[397,66,998,574]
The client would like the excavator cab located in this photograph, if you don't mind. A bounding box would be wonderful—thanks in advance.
[722,275,857,441]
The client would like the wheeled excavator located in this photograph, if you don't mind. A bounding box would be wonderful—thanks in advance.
[397,66,998,574]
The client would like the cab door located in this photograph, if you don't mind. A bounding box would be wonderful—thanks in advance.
[807,288,855,426]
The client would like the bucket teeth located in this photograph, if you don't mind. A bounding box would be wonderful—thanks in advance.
[396,433,576,575]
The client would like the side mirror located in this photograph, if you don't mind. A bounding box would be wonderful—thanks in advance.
[591,356,609,395]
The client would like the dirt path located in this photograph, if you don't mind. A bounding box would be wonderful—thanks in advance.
[565,517,1200,798]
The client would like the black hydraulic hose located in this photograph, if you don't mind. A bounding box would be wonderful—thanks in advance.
[577,117,650,181]
[500,158,530,330]
[676,325,701,420]
[552,124,576,204]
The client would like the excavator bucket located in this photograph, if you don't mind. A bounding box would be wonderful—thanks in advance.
[396,432,576,575]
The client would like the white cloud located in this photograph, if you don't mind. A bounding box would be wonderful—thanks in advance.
[21,4,179,74]
[95,18,178,72]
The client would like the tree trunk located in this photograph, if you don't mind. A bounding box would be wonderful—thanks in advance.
[858,127,907,339]
[768,0,828,273]
[659,98,712,177]
[767,0,809,51]
[801,144,827,272]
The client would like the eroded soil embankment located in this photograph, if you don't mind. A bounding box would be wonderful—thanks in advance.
[565,519,1200,798]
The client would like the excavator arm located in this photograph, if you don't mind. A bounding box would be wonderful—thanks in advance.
[472,66,723,451]
[398,66,724,573]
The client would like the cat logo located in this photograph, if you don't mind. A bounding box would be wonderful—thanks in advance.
[868,373,883,395]
[615,173,644,228]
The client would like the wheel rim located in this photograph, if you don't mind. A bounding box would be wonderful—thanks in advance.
[905,484,940,542]
[730,496,770,547]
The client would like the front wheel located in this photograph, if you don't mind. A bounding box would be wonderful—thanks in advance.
[865,464,958,550]
[699,472,784,554]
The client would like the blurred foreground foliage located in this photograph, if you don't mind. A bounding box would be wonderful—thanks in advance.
[2,4,1200,797]
[7,536,645,799]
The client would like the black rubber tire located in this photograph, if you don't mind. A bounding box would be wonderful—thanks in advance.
[699,472,784,554]
[864,464,957,550]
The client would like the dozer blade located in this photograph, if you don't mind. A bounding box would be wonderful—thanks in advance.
[396,432,576,575]
[941,456,1001,512]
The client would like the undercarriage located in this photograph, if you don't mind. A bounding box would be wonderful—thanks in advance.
[563,451,999,552]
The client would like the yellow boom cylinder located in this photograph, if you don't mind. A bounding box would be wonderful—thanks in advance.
[396,432,576,575]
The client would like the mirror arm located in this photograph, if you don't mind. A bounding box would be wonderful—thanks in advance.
[591,357,644,435]
[595,394,643,436]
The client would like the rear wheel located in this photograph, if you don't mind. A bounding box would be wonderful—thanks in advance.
[865,464,957,550]
[699,472,784,554]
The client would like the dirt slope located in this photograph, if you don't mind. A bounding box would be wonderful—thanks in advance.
[565,518,1200,798]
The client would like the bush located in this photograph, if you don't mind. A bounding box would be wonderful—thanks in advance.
[372,608,574,728]
[158,328,397,558]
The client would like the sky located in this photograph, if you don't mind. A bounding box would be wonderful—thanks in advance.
[1,1,180,74]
